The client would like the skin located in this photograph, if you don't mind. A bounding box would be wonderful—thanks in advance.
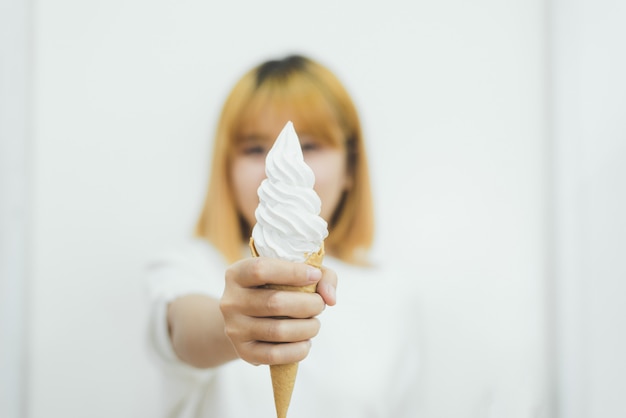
[168,110,346,368]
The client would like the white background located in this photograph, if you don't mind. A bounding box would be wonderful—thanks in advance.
[552,0,626,417]
[1,0,624,417]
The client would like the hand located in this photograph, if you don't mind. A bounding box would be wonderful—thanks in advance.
[220,257,337,366]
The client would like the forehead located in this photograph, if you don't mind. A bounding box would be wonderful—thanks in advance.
[234,92,343,146]
[237,107,308,141]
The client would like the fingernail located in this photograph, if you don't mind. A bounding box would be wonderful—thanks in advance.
[306,266,322,282]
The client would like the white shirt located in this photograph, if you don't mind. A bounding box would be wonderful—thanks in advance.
[146,239,421,418]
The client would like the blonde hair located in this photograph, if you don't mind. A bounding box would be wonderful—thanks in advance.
[195,55,374,264]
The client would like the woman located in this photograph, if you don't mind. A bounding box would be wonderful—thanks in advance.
[147,54,420,417]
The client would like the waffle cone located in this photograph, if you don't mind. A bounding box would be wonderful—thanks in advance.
[249,238,325,418]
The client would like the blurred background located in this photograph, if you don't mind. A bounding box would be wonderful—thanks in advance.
[1,0,624,417]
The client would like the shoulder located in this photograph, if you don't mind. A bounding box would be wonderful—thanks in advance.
[147,238,227,272]
[145,238,230,299]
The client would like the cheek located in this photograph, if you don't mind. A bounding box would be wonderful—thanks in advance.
[230,158,266,227]
[308,152,348,222]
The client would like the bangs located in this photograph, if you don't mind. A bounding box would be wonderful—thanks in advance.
[236,72,346,147]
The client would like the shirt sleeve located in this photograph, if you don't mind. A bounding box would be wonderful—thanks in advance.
[145,239,228,377]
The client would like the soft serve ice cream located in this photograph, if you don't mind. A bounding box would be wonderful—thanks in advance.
[251,121,328,261]
[249,121,328,418]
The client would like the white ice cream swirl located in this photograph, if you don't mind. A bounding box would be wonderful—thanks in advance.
[251,121,328,262]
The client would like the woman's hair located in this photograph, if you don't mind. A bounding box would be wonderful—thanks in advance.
[195,54,374,264]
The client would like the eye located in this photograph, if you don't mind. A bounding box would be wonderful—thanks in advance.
[301,141,320,153]
[300,134,326,153]
[240,144,268,156]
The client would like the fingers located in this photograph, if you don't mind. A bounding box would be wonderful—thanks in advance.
[220,257,338,366]
[226,257,322,288]
[223,313,321,366]
[239,340,313,366]
[227,317,321,345]
[316,267,338,306]
[235,287,325,318]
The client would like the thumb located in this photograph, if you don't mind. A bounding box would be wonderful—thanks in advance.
[316,267,337,306]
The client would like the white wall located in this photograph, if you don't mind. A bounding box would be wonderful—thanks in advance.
[10,0,553,416]
[552,0,626,417]
[0,0,30,416]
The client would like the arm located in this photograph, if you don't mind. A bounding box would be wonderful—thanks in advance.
[167,257,337,369]
[167,294,237,368]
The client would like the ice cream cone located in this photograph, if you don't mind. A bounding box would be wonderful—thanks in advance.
[249,238,325,418]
